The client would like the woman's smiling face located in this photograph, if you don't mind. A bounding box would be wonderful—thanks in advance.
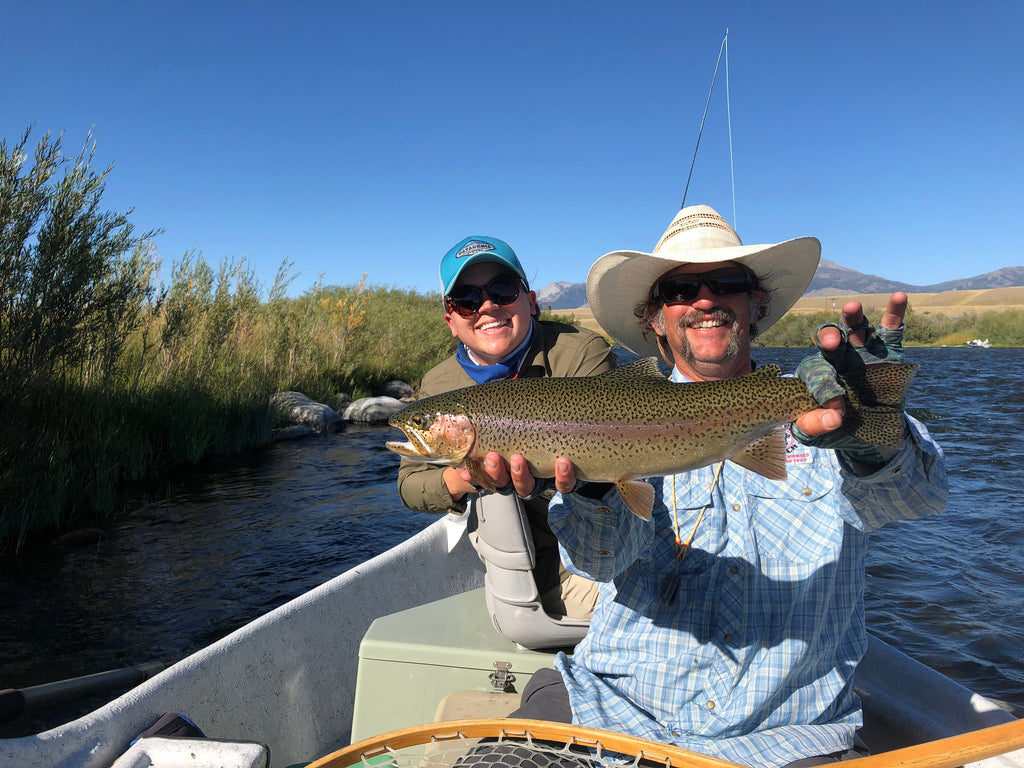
[444,261,536,366]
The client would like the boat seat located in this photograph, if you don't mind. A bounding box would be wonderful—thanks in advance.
[467,491,590,650]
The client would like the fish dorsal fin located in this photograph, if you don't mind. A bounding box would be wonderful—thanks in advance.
[729,429,788,480]
[615,479,654,520]
[748,363,783,378]
[602,357,666,380]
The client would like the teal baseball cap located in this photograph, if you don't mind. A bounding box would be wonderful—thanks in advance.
[440,236,530,296]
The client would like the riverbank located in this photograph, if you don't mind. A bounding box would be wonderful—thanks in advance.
[0,277,457,552]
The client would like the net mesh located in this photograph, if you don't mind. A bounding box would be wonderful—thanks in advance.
[352,731,666,768]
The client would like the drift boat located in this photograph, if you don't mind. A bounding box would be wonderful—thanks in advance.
[2,511,1022,768]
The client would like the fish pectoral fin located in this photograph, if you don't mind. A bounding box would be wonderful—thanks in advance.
[730,430,788,480]
[615,480,654,521]
[465,459,499,492]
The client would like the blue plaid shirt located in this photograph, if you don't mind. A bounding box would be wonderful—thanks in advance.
[548,370,947,768]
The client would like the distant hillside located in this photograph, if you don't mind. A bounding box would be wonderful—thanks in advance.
[537,260,1024,309]
[806,260,1024,297]
[804,260,914,296]
[536,281,588,310]
[923,267,1024,292]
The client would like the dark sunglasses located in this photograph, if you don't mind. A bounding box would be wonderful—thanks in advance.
[445,275,525,318]
[653,266,758,304]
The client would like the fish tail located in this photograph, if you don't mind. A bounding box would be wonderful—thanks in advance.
[839,363,917,447]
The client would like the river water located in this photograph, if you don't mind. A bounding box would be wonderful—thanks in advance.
[1,347,1022,738]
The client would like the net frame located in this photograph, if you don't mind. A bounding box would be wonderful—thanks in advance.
[306,717,1024,768]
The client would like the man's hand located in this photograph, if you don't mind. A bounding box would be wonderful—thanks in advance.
[510,454,578,496]
[792,292,909,468]
[457,452,579,498]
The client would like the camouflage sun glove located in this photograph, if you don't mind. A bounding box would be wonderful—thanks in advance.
[820,317,906,367]
[792,322,909,468]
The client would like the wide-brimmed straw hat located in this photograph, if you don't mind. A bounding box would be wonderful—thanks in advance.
[586,205,821,358]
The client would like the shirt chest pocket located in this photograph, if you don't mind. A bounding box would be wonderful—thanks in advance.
[746,467,843,563]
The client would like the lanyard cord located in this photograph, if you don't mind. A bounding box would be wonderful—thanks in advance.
[672,461,725,562]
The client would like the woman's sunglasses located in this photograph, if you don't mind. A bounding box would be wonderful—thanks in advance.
[653,266,758,305]
[444,275,525,318]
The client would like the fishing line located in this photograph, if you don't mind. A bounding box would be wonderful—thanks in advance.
[681,29,730,211]
[725,30,736,228]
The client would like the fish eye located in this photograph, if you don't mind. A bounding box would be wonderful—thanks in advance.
[411,414,429,429]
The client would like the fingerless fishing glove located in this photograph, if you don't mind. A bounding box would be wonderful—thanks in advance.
[793,320,908,470]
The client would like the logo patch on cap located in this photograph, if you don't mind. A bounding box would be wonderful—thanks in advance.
[456,240,496,259]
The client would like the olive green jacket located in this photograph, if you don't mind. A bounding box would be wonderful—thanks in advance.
[396,320,616,598]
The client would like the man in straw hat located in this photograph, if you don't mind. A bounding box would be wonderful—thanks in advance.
[472,206,948,767]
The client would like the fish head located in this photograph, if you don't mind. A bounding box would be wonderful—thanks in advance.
[386,399,476,465]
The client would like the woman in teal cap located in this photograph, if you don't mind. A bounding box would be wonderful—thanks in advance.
[396,235,616,619]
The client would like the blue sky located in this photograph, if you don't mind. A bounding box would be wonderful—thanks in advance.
[4,1,1022,298]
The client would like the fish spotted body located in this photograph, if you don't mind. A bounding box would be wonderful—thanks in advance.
[387,358,915,520]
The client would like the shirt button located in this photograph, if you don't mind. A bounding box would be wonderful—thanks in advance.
[802,487,812,496]
[891,466,902,475]
[724,633,733,643]
[597,550,610,556]
[730,566,739,575]
[596,507,609,514]
[732,503,741,511]
[706,701,716,710]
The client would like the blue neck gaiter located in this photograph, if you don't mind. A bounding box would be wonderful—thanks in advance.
[456,321,536,384]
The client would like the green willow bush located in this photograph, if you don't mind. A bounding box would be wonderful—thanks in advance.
[973,309,1024,347]
[2,128,160,549]
[1,128,160,396]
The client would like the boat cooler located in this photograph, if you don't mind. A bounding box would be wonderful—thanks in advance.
[351,588,566,742]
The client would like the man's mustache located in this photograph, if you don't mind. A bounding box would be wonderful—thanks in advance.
[677,308,737,329]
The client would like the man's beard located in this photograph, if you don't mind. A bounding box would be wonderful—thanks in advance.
[673,307,742,366]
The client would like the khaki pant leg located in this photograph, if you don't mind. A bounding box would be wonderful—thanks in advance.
[539,567,599,620]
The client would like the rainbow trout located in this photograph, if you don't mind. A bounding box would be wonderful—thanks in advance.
[387,358,915,520]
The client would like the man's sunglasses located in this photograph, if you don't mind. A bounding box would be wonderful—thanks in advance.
[445,275,526,318]
[653,266,758,305]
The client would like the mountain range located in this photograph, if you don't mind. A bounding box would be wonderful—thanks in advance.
[535,260,1024,310]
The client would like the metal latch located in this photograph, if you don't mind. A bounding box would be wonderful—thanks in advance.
[488,661,516,692]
